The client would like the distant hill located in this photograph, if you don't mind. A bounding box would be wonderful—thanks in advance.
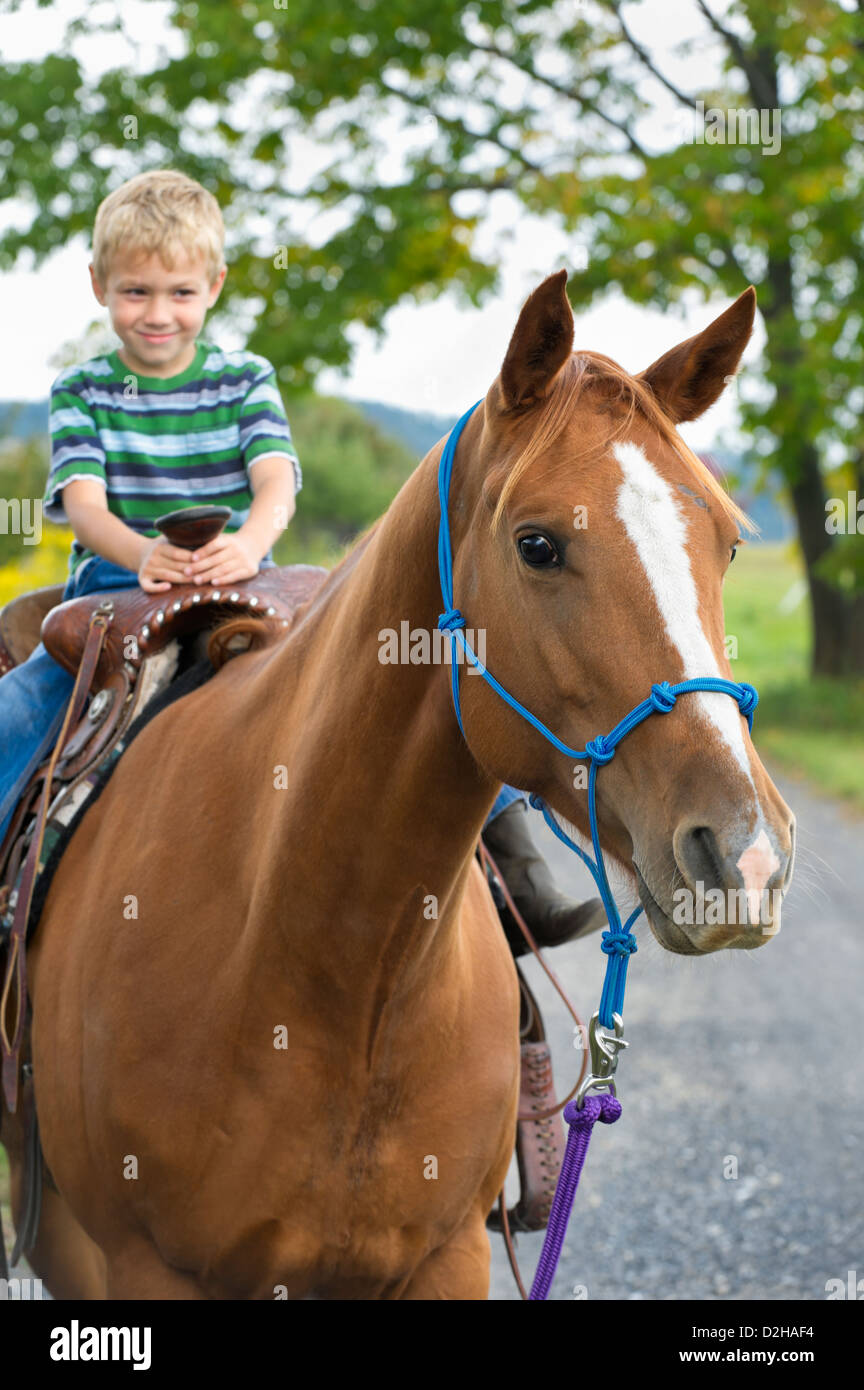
[700,448,794,543]
[0,400,49,440]
[0,395,793,541]
[0,396,457,459]
[336,398,459,460]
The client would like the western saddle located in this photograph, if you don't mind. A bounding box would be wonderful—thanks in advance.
[0,564,328,859]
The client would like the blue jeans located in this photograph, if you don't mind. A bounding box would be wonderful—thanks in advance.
[0,555,142,845]
[485,784,527,826]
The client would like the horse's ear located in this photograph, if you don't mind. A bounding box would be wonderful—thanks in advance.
[635,287,756,423]
[498,269,575,409]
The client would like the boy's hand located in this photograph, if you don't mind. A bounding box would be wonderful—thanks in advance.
[181,533,261,586]
[138,537,198,593]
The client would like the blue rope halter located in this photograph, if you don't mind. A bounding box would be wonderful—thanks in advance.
[436,399,758,1029]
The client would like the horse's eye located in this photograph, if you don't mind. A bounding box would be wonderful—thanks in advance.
[730,545,738,564]
[518,534,558,568]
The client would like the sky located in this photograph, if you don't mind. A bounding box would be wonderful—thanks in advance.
[0,0,765,451]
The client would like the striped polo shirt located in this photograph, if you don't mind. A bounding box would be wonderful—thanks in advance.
[45,341,302,577]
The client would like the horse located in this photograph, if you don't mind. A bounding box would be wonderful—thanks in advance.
[6,269,795,1299]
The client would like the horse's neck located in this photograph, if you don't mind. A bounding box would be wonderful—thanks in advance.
[251,442,499,955]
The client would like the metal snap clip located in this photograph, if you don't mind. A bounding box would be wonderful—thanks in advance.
[573,1011,629,1109]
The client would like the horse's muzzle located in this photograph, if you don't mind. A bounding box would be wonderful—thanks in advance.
[635,814,795,954]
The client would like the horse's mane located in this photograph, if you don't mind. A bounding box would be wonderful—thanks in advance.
[489,351,755,536]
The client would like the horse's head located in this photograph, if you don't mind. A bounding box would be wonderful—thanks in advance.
[453,270,794,955]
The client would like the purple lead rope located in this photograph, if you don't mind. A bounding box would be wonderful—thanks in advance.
[528,1092,623,1301]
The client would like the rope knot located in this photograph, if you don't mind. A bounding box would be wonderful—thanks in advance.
[585,735,614,765]
[437,608,466,633]
[649,681,677,713]
[597,1092,622,1124]
[528,793,545,812]
[600,930,638,958]
[737,682,758,723]
[563,1092,623,1128]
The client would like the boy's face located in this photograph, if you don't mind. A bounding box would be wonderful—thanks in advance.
[90,249,227,377]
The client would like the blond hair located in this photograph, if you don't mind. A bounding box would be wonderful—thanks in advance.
[91,169,225,284]
[491,352,756,536]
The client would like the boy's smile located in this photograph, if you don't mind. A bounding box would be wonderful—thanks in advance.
[90,249,226,378]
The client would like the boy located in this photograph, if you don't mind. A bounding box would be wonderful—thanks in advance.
[0,168,300,844]
[0,168,602,949]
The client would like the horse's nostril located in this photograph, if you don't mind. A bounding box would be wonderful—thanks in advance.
[677,825,726,895]
[673,821,790,933]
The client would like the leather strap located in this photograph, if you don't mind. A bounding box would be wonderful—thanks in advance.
[478,839,588,1118]
[0,779,42,887]
[498,1189,529,1300]
[1,603,111,1112]
[0,1197,7,1283]
[10,1061,42,1265]
[514,1039,567,1227]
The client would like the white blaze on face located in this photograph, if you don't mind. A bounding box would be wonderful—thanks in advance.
[612,440,755,790]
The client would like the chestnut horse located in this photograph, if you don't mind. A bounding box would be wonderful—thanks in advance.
[8,270,794,1299]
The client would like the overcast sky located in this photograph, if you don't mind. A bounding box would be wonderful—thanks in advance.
[1,0,767,451]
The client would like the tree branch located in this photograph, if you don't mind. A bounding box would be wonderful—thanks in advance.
[605,0,702,111]
[466,37,649,160]
[378,76,543,175]
[300,174,521,203]
[694,0,776,108]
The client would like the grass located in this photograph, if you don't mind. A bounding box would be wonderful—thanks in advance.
[0,528,71,604]
[723,540,864,813]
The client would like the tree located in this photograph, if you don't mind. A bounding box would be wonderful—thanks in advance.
[1,0,861,672]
